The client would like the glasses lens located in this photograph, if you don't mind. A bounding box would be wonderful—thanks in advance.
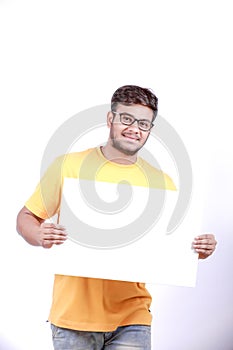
[138,120,152,131]
[120,114,135,125]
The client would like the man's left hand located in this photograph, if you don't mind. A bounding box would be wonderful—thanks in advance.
[192,234,217,259]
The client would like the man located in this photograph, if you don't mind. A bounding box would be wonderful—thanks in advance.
[17,85,217,349]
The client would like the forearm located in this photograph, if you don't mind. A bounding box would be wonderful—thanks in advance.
[16,207,44,246]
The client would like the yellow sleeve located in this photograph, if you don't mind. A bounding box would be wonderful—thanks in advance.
[25,155,65,219]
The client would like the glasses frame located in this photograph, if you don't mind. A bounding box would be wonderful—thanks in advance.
[111,111,154,132]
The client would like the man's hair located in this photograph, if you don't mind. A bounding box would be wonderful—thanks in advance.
[111,85,158,121]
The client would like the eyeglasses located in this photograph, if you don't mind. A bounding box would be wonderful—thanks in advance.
[111,111,154,131]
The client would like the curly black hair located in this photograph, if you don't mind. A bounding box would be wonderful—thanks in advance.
[111,85,158,121]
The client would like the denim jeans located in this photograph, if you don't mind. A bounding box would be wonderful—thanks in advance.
[51,324,151,350]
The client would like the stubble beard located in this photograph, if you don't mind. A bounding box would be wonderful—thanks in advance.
[111,138,142,156]
[110,127,149,156]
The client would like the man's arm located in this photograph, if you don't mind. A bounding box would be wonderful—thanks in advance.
[16,206,67,249]
[192,233,217,259]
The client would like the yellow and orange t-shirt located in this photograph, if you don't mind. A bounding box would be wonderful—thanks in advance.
[25,147,176,332]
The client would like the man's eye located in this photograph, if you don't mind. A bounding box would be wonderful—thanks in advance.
[122,115,133,123]
[139,121,150,128]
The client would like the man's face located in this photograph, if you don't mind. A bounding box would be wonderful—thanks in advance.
[107,104,154,156]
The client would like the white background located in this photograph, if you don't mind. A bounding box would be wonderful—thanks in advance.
[0,1,233,349]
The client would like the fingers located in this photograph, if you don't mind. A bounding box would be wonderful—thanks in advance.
[193,234,217,248]
[39,222,68,248]
[192,233,217,259]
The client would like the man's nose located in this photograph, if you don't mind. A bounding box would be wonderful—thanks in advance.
[127,120,140,131]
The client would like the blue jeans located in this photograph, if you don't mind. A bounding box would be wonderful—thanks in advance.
[51,324,151,350]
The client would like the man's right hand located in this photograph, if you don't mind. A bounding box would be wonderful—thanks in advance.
[39,222,67,248]
[16,206,68,248]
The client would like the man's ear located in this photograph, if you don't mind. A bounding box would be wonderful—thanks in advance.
[107,111,113,128]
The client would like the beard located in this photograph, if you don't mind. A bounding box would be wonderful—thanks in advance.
[109,126,149,156]
[111,138,143,155]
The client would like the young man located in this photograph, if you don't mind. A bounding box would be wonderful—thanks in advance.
[17,85,217,349]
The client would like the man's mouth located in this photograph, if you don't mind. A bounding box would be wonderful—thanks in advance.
[122,132,140,141]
